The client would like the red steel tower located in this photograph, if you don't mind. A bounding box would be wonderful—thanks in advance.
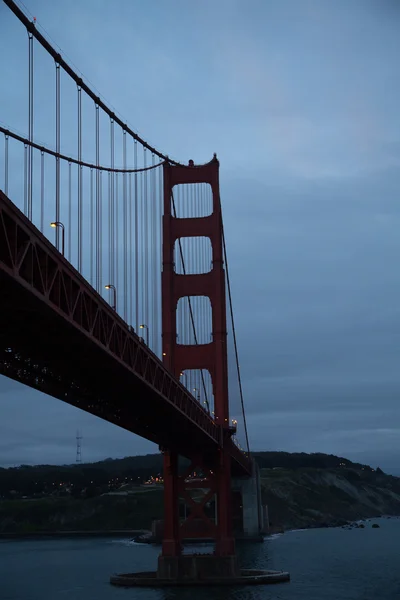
[161,156,235,560]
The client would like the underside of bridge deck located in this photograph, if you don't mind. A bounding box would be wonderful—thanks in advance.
[0,190,250,477]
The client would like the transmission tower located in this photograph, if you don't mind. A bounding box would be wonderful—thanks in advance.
[76,430,82,464]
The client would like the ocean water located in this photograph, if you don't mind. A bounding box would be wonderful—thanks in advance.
[1,517,399,600]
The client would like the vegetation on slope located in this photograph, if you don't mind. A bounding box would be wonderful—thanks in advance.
[1,452,398,534]
[0,489,163,534]
[260,466,400,530]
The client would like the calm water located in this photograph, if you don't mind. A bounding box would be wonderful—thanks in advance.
[1,517,399,600]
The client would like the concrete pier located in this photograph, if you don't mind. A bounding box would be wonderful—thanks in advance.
[110,566,290,587]
[110,459,291,587]
[232,458,265,539]
[157,554,240,580]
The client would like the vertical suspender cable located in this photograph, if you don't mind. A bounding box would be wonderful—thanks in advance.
[4,135,9,196]
[99,168,103,292]
[204,185,207,343]
[150,153,154,348]
[204,184,212,410]
[188,186,192,341]
[128,169,133,327]
[68,161,71,261]
[205,186,209,401]
[40,150,44,232]
[115,169,119,303]
[55,62,60,250]
[95,104,100,292]
[123,130,128,322]
[134,141,139,331]
[201,185,205,344]
[110,118,115,285]
[77,85,82,272]
[108,127,111,286]
[143,148,148,339]
[27,29,33,220]
[180,187,184,346]
[151,153,157,350]
[90,167,94,286]
[23,143,28,216]
[158,163,163,357]
[140,152,144,329]
[185,189,189,383]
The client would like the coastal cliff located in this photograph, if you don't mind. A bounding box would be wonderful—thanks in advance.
[260,466,400,530]
[1,452,399,535]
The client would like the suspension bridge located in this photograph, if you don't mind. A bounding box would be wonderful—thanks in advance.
[0,0,274,583]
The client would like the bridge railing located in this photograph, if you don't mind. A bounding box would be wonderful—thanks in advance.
[0,189,220,446]
[0,0,251,468]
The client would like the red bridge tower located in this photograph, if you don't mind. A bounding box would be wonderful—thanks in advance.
[160,156,237,576]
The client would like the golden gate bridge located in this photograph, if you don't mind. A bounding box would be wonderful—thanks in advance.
[0,0,290,585]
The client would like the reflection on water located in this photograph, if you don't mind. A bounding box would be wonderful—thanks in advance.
[1,517,399,600]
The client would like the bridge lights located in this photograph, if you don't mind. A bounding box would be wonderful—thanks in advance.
[50,221,65,256]
[104,284,116,311]
[139,324,149,345]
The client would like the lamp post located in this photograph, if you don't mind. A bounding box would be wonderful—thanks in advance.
[104,284,116,311]
[139,324,149,345]
[50,221,65,256]
[193,386,210,413]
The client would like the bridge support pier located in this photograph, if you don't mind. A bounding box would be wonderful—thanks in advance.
[158,445,238,580]
[233,458,265,540]
[157,553,239,580]
[161,451,181,557]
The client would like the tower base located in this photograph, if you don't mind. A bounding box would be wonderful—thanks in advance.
[157,553,239,580]
[110,567,290,587]
[110,551,290,587]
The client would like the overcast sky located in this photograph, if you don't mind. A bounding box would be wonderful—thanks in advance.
[1,0,400,474]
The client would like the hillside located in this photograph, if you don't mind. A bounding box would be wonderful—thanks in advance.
[0,488,163,534]
[1,452,399,535]
[260,466,400,530]
[0,451,376,498]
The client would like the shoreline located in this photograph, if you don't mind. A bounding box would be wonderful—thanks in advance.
[0,529,148,540]
[2,515,399,542]
[277,514,400,536]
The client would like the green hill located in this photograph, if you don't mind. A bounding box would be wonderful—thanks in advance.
[1,452,399,535]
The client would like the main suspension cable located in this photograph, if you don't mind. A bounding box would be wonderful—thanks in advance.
[0,125,163,173]
[3,0,184,166]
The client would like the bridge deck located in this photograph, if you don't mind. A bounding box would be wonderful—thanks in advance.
[0,191,250,476]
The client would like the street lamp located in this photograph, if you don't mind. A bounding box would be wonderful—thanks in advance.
[139,324,149,345]
[104,284,116,311]
[50,221,65,256]
[193,386,210,413]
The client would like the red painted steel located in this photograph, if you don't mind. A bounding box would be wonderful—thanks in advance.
[161,157,236,557]
[161,451,181,556]
[0,189,251,477]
